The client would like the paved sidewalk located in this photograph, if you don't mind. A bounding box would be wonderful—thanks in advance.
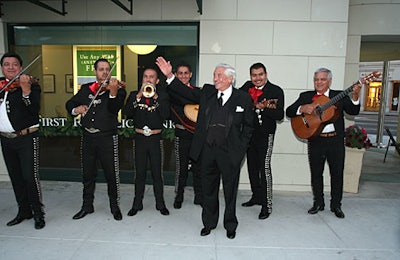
[0,149,399,260]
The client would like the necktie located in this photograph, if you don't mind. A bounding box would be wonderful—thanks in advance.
[218,93,224,107]
[145,98,151,105]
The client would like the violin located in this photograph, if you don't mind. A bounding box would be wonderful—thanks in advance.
[99,79,126,92]
[0,76,39,91]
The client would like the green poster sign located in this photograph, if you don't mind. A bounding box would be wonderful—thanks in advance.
[77,50,117,76]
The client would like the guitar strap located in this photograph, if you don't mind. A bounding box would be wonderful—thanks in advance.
[170,106,196,133]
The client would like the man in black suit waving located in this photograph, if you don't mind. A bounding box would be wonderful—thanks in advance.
[156,57,253,239]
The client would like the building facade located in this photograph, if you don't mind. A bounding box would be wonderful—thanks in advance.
[1,0,399,190]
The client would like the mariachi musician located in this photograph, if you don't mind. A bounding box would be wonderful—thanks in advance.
[239,62,285,220]
[286,67,361,219]
[165,62,202,209]
[66,58,126,221]
[124,67,170,216]
[0,52,45,229]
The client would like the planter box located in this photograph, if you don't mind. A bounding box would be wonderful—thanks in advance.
[344,147,366,193]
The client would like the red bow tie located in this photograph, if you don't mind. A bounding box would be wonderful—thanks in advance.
[0,80,10,92]
[312,93,323,101]
[89,82,100,94]
[248,87,263,103]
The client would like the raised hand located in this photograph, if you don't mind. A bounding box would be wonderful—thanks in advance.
[155,56,173,79]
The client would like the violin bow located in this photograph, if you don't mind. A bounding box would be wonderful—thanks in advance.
[83,58,118,117]
[0,54,42,94]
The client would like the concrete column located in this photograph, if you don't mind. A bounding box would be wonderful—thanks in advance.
[0,19,10,181]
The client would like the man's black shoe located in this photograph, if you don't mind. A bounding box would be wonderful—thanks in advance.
[159,207,170,216]
[241,200,260,207]
[307,204,324,214]
[6,213,33,226]
[112,210,123,221]
[226,230,236,239]
[258,207,270,220]
[200,227,212,236]
[72,209,94,220]
[127,208,140,216]
[173,200,182,209]
[34,216,45,229]
[331,207,345,218]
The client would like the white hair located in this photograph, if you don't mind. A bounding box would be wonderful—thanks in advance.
[215,63,236,87]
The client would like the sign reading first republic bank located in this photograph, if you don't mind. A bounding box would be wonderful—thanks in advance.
[39,117,174,129]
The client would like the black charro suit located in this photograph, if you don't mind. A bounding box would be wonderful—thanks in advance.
[66,82,126,214]
[166,80,202,205]
[168,77,254,232]
[0,78,44,221]
[240,80,284,213]
[286,89,360,208]
[124,85,170,211]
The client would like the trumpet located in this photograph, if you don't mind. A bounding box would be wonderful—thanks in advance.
[141,82,156,98]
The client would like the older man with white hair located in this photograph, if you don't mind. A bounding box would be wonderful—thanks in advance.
[157,57,254,239]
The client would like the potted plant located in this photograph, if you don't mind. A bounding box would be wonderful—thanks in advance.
[345,125,372,149]
[343,125,371,193]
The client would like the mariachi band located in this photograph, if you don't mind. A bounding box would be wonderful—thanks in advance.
[1,52,361,239]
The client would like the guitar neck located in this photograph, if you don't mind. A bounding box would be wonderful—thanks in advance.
[320,80,360,111]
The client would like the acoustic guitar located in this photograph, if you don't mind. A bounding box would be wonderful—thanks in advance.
[290,71,381,140]
[171,104,199,133]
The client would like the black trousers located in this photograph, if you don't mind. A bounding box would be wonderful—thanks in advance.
[246,133,274,212]
[174,129,202,202]
[132,134,166,210]
[81,132,120,212]
[1,132,44,216]
[308,135,345,208]
[201,144,240,232]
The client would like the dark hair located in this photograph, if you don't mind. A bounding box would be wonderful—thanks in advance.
[249,62,267,74]
[175,62,192,73]
[1,52,23,66]
[94,58,110,70]
[143,66,160,78]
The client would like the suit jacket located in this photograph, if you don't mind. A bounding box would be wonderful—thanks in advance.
[240,80,284,134]
[0,77,41,131]
[65,82,126,132]
[166,80,201,127]
[168,78,254,165]
[285,89,360,137]
[124,84,170,130]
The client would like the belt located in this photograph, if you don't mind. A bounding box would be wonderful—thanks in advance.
[135,127,162,137]
[0,127,39,139]
[85,127,101,134]
[320,131,337,137]
[175,124,186,130]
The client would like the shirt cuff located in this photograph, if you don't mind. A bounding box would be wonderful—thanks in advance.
[166,75,175,85]
[351,98,360,105]
[71,108,78,116]
[296,106,302,115]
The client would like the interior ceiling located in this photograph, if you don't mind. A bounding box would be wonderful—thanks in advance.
[360,35,400,62]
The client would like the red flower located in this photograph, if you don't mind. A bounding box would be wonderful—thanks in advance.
[344,125,371,149]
